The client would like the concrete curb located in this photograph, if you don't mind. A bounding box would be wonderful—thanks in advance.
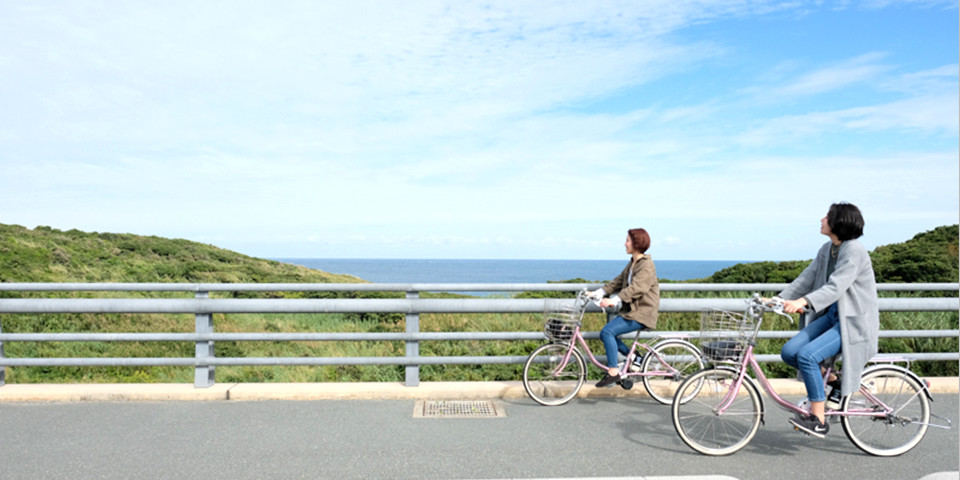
[0,377,956,402]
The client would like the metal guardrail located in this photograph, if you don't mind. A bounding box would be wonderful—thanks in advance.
[0,283,957,387]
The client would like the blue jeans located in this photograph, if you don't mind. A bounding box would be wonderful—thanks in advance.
[780,303,841,402]
[600,315,644,369]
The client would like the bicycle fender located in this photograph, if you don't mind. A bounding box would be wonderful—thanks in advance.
[862,364,934,401]
[651,338,704,356]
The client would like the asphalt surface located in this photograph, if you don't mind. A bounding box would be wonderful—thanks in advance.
[0,379,957,480]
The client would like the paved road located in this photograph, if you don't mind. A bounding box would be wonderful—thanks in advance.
[1,393,956,480]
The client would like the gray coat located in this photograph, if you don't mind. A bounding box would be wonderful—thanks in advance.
[779,239,879,396]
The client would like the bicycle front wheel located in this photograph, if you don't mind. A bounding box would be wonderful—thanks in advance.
[522,343,586,406]
[841,367,930,456]
[640,340,705,405]
[672,368,762,456]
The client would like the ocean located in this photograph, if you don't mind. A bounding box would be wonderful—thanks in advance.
[275,258,746,284]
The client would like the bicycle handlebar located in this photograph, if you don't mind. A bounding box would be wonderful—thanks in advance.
[578,288,609,312]
[746,293,794,324]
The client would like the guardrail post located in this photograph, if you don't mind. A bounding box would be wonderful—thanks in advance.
[405,290,419,387]
[194,291,215,388]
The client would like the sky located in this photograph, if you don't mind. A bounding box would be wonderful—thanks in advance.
[1,1,957,262]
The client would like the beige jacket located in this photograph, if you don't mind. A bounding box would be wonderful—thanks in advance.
[601,254,660,329]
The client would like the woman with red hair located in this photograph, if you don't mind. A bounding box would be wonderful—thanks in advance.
[588,228,661,388]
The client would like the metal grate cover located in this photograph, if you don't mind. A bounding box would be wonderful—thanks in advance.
[413,400,506,418]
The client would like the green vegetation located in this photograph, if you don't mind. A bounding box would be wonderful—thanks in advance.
[707,260,812,284]
[0,223,956,383]
[872,225,959,283]
[0,223,363,284]
[706,225,958,284]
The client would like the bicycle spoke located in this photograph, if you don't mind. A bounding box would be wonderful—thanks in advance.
[841,367,930,456]
[640,340,705,405]
[522,343,586,406]
[672,368,762,456]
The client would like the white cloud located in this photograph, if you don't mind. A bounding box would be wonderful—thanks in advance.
[769,53,893,98]
[0,1,956,261]
[735,92,959,146]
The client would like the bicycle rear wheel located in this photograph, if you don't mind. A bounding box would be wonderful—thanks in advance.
[841,367,930,456]
[672,368,762,456]
[522,343,586,406]
[640,340,705,405]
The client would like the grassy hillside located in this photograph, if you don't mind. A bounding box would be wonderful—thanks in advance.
[707,225,958,284]
[872,225,959,283]
[0,223,362,284]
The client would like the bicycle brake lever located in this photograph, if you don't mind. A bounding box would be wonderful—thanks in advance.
[749,294,794,323]
[769,303,794,324]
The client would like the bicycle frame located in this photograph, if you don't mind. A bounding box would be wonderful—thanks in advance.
[549,325,682,380]
[715,344,917,421]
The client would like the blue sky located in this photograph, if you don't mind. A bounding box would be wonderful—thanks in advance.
[1,1,957,261]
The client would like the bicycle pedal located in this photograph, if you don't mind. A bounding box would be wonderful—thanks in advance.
[620,379,634,390]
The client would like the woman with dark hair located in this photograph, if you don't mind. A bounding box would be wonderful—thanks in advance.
[776,202,879,438]
[588,228,660,388]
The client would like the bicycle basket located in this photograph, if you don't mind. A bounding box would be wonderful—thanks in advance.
[699,309,758,362]
[543,299,584,343]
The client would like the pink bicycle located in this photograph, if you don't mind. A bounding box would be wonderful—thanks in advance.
[671,294,950,456]
[522,290,705,406]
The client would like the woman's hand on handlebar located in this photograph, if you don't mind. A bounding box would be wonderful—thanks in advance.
[782,298,808,314]
[585,289,604,302]
[758,296,783,308]
[758,295,793,312]
[585,289,616,308]
[753,295,796,323]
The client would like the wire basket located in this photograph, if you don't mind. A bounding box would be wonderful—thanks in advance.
[699,309,759,362]
[543,299,585,343]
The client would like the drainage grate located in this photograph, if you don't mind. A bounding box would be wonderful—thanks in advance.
[413,400,506,418]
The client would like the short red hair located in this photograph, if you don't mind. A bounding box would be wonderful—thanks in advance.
[628,228,650,254]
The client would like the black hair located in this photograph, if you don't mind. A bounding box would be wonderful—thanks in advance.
[827,202,865,241]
